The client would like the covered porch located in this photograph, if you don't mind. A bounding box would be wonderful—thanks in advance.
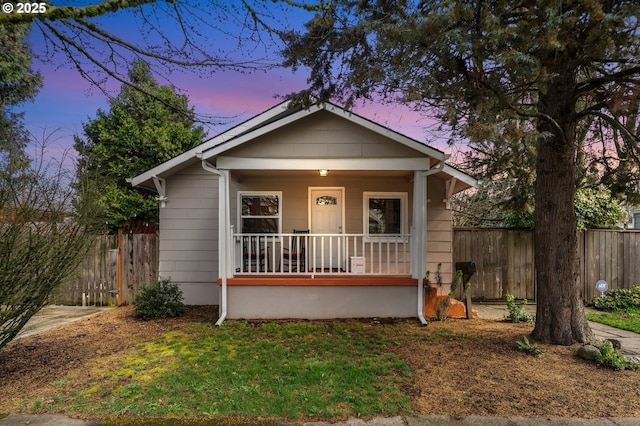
[209,165,440,322]
[209,166,439,284]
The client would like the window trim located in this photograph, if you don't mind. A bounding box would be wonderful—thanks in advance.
[363,192,408,239]
[238,191,282,234]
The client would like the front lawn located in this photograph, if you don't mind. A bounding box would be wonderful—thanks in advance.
[33,321,413,420]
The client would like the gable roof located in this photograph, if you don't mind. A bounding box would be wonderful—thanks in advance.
[130,100,476,191]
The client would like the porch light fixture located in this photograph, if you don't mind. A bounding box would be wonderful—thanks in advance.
[319,169,329,177]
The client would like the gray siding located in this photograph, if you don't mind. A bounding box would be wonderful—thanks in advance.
[159,165,219,304]
[230,173,414,235]
[426,176,453,286]
[226,111,426,159]
[160,168,453,305]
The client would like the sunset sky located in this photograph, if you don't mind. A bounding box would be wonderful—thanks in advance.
[18,1,450,168]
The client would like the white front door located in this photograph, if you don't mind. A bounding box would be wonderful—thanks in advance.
[309,187,344,270]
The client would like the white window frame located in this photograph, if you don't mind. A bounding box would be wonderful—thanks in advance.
[363,192,408,239]
[632,209,640,229]
[238,191,282,234]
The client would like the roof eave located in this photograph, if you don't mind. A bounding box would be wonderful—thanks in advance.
[129,100,298,189]
[441,164,478,193]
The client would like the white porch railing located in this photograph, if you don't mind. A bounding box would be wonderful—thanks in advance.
[233,232,412,275]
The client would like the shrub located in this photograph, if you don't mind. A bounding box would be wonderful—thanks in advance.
[505,294,535,323]
[515,335,543,357]
[133,278,186,319]
[593,286,640,312]
[596,340,631,371]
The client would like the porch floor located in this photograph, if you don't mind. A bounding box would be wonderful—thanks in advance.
[218,275,418,286]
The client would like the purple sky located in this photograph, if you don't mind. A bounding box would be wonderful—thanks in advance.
[20,3,453,169]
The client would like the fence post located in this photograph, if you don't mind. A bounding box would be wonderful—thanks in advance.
[118,228,123,306]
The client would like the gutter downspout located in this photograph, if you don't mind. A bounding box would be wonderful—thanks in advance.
[200,159,229,326]
[414,161,446,325]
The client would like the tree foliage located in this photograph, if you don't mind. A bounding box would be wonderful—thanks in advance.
[454,182,627,230]
[0,23,95,349]
[0,1,305,119]
[74,60,205,231]
[0,23,42,109]
[1,22,42,178]
[0,141,97,350]
[281,0,640,345]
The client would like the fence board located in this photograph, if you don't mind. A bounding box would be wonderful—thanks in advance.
[52,233,158,306]
[583,230,640,302]
[623,233,640,287]
[454,228,640,303]
[454,229,536,301]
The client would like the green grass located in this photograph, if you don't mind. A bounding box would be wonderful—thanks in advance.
[586,307,640,334]
[28,321,416,421]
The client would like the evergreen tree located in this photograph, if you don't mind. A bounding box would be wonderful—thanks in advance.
[281,0,640,344]
[74,60,205,231]
[0,22,42,186]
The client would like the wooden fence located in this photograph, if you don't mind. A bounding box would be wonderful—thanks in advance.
[453,228,535,301]
[582,230,640,302]
[50,233,159,306]
[454,228,640,303]
[51,228,639,306]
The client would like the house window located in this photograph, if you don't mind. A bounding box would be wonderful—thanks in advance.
[363,192,408,236]
[239,192,281,234]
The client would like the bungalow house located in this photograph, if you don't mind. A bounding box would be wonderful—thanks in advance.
[130,101,476,324]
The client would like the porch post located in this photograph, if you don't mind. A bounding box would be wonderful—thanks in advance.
[413,163,445,325]
[217,168,230,325]
[413,171,428,325]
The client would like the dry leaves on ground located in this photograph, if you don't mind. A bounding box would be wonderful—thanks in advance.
[0,306,638,420]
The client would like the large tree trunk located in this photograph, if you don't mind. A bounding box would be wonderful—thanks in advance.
[532,71,593,345]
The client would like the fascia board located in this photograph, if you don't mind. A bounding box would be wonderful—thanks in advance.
[442,164,478,191]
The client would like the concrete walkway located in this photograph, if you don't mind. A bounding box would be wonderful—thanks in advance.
[15,305,112,339]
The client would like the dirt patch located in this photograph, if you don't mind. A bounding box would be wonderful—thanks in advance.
[0,306,639,419]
